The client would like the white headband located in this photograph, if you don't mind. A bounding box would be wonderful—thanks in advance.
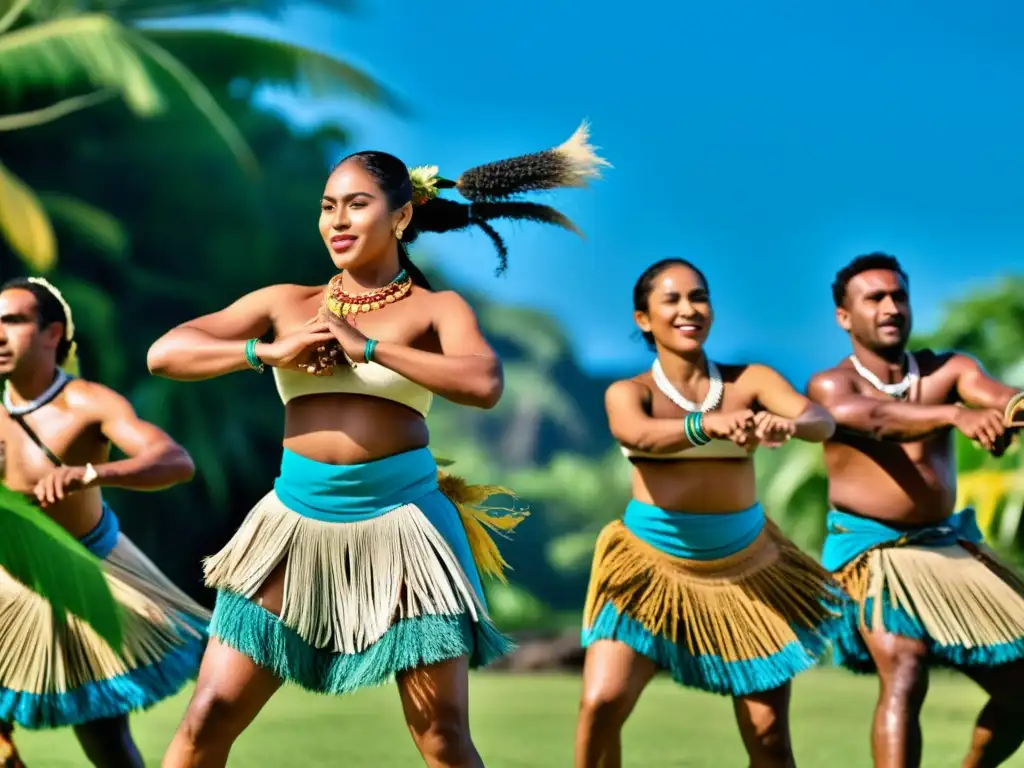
[25,277,75,341]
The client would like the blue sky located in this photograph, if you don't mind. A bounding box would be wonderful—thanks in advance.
[209,0,1023,387]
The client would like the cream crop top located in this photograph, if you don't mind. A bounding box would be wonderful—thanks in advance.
[620,439,752,461]
[272,361,433,417]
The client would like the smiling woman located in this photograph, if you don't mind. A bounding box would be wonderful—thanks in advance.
[574,258,839,768]
[147,123,607,768]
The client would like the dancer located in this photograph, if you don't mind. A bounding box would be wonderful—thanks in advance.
[0,277,209,768]
[148,124,607,768]
[807,252,1024,768]
[575,258,839,768]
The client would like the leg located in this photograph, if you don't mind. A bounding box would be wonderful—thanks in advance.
[574,639,658,768]
[733,683,795,768]
[396,655,481,768]
[863,629,930,768]
[74,716,143,768]
[0,721,25,768]
[960,659,1024,768]
[161,638,281,768]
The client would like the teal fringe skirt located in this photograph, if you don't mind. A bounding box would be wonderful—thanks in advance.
[0,505,209,728]
[204,448,515,695]
[581,501,841,697]
[823,510,1024,674]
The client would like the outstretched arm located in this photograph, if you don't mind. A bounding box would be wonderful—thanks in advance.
[606,380,704,455]
[330,291,504,409]
[806,370,957,442]
[952,354,1021,414]
[748,364,835,442]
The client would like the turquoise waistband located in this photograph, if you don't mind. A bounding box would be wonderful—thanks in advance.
[820,508,982,572]
[272,447,439,522]
[79,504,119,559]
[622,500,765,560]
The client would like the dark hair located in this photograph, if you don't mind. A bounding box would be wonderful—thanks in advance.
[335,122,608,284]
[1,277,72,364]
[632,258,709,349]
[832,252,908,307]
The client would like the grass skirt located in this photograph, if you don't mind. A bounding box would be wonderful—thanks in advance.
[832,544,1024,673]
[0,507,209,729]
[581,501,841,696]
[204,448,526,695]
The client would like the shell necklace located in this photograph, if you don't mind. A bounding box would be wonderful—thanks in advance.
[651,358,724,413]
[849,352,918,400]
[2,369,71,416]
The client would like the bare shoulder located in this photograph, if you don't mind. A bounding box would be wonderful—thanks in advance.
[425,289,472,313]
[606,375,652,409]
[807,363,859,400]
[62,379,133,420]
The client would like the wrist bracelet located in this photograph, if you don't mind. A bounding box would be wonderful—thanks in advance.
[684,412,712,446]
[364,338,379,364]
[245,338,265,373]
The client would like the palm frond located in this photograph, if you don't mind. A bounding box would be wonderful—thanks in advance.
[0,88,115,130]
[41,192,129,257]
[124,28,257,175]
[0,484,123,649]
[0,0,32,34]
[0,14,164,116]
[0,157,56,270]
[141,28,404,110]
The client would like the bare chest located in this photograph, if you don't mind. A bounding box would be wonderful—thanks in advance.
[0,408,106,490]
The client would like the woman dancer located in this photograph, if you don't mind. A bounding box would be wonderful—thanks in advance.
[148,124,607,768]
[575,259,839,768]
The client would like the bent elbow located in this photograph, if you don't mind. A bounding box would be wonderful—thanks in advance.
[174,449,196,483]
[475,377,503,410]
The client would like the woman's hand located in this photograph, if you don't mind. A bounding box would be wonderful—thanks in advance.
[257,324,336,370]
[324,312,370,363]
[701,409,757,446]
[752,411,797,448]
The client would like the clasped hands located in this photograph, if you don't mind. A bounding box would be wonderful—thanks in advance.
[700,409,796,450]
[257,313,368,376]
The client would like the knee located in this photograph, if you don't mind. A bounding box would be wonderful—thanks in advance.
[578,686,634,732]
[744,706,792,764]
[412,702,474,763]
[879,650,929,706]
[175,687,243,748]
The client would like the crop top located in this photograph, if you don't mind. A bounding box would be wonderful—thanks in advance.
[620,439,752,461]
[271,361,433,417]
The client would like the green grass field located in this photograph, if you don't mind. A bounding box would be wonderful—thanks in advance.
[14,668,1024,766]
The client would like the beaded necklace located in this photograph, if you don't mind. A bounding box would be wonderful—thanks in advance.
[325,269,413,323]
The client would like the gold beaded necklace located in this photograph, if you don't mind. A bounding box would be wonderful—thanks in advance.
[324,269,413,321]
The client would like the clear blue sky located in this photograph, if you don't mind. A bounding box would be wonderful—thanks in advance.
[206,0,1023,387]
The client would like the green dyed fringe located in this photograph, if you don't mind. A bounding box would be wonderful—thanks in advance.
[209,591,514,695]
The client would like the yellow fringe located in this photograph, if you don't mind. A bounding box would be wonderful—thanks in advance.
[0,535,208,694]
[836,543,1024,648]
[437,472,529,583]
[582,519,838,663]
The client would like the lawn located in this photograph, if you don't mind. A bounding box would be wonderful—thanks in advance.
[15,668,1021,766]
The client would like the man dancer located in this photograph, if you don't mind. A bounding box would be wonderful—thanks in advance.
[807,252,1024,768]
[0,277,210,768]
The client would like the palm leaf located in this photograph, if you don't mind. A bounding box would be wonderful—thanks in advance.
[0,157,56,270]
[0,484,123,649]
[141,28,404,110]
[41,192,129,257]
[0,14,165,117]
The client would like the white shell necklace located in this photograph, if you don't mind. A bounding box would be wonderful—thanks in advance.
[849,352,918,400]
[651,358,724,413]
[2,369,71,416]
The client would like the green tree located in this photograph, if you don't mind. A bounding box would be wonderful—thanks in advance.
[0,0,393,270]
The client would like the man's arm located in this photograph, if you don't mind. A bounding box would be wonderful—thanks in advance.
[806,369,959,442]
[952,354,1021,414]
[746,364,835,442]
[82,383,195,490]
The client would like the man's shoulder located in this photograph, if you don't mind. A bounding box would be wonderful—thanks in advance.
[62,378,128,417]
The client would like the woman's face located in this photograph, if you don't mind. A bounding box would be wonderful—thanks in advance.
[635,264,713,354]
[319,160,409,271]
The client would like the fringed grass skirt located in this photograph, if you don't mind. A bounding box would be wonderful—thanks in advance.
[823,509,1024,673]
[204,447,527,695]
[581,501,841,697]
[0,506,209,729]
